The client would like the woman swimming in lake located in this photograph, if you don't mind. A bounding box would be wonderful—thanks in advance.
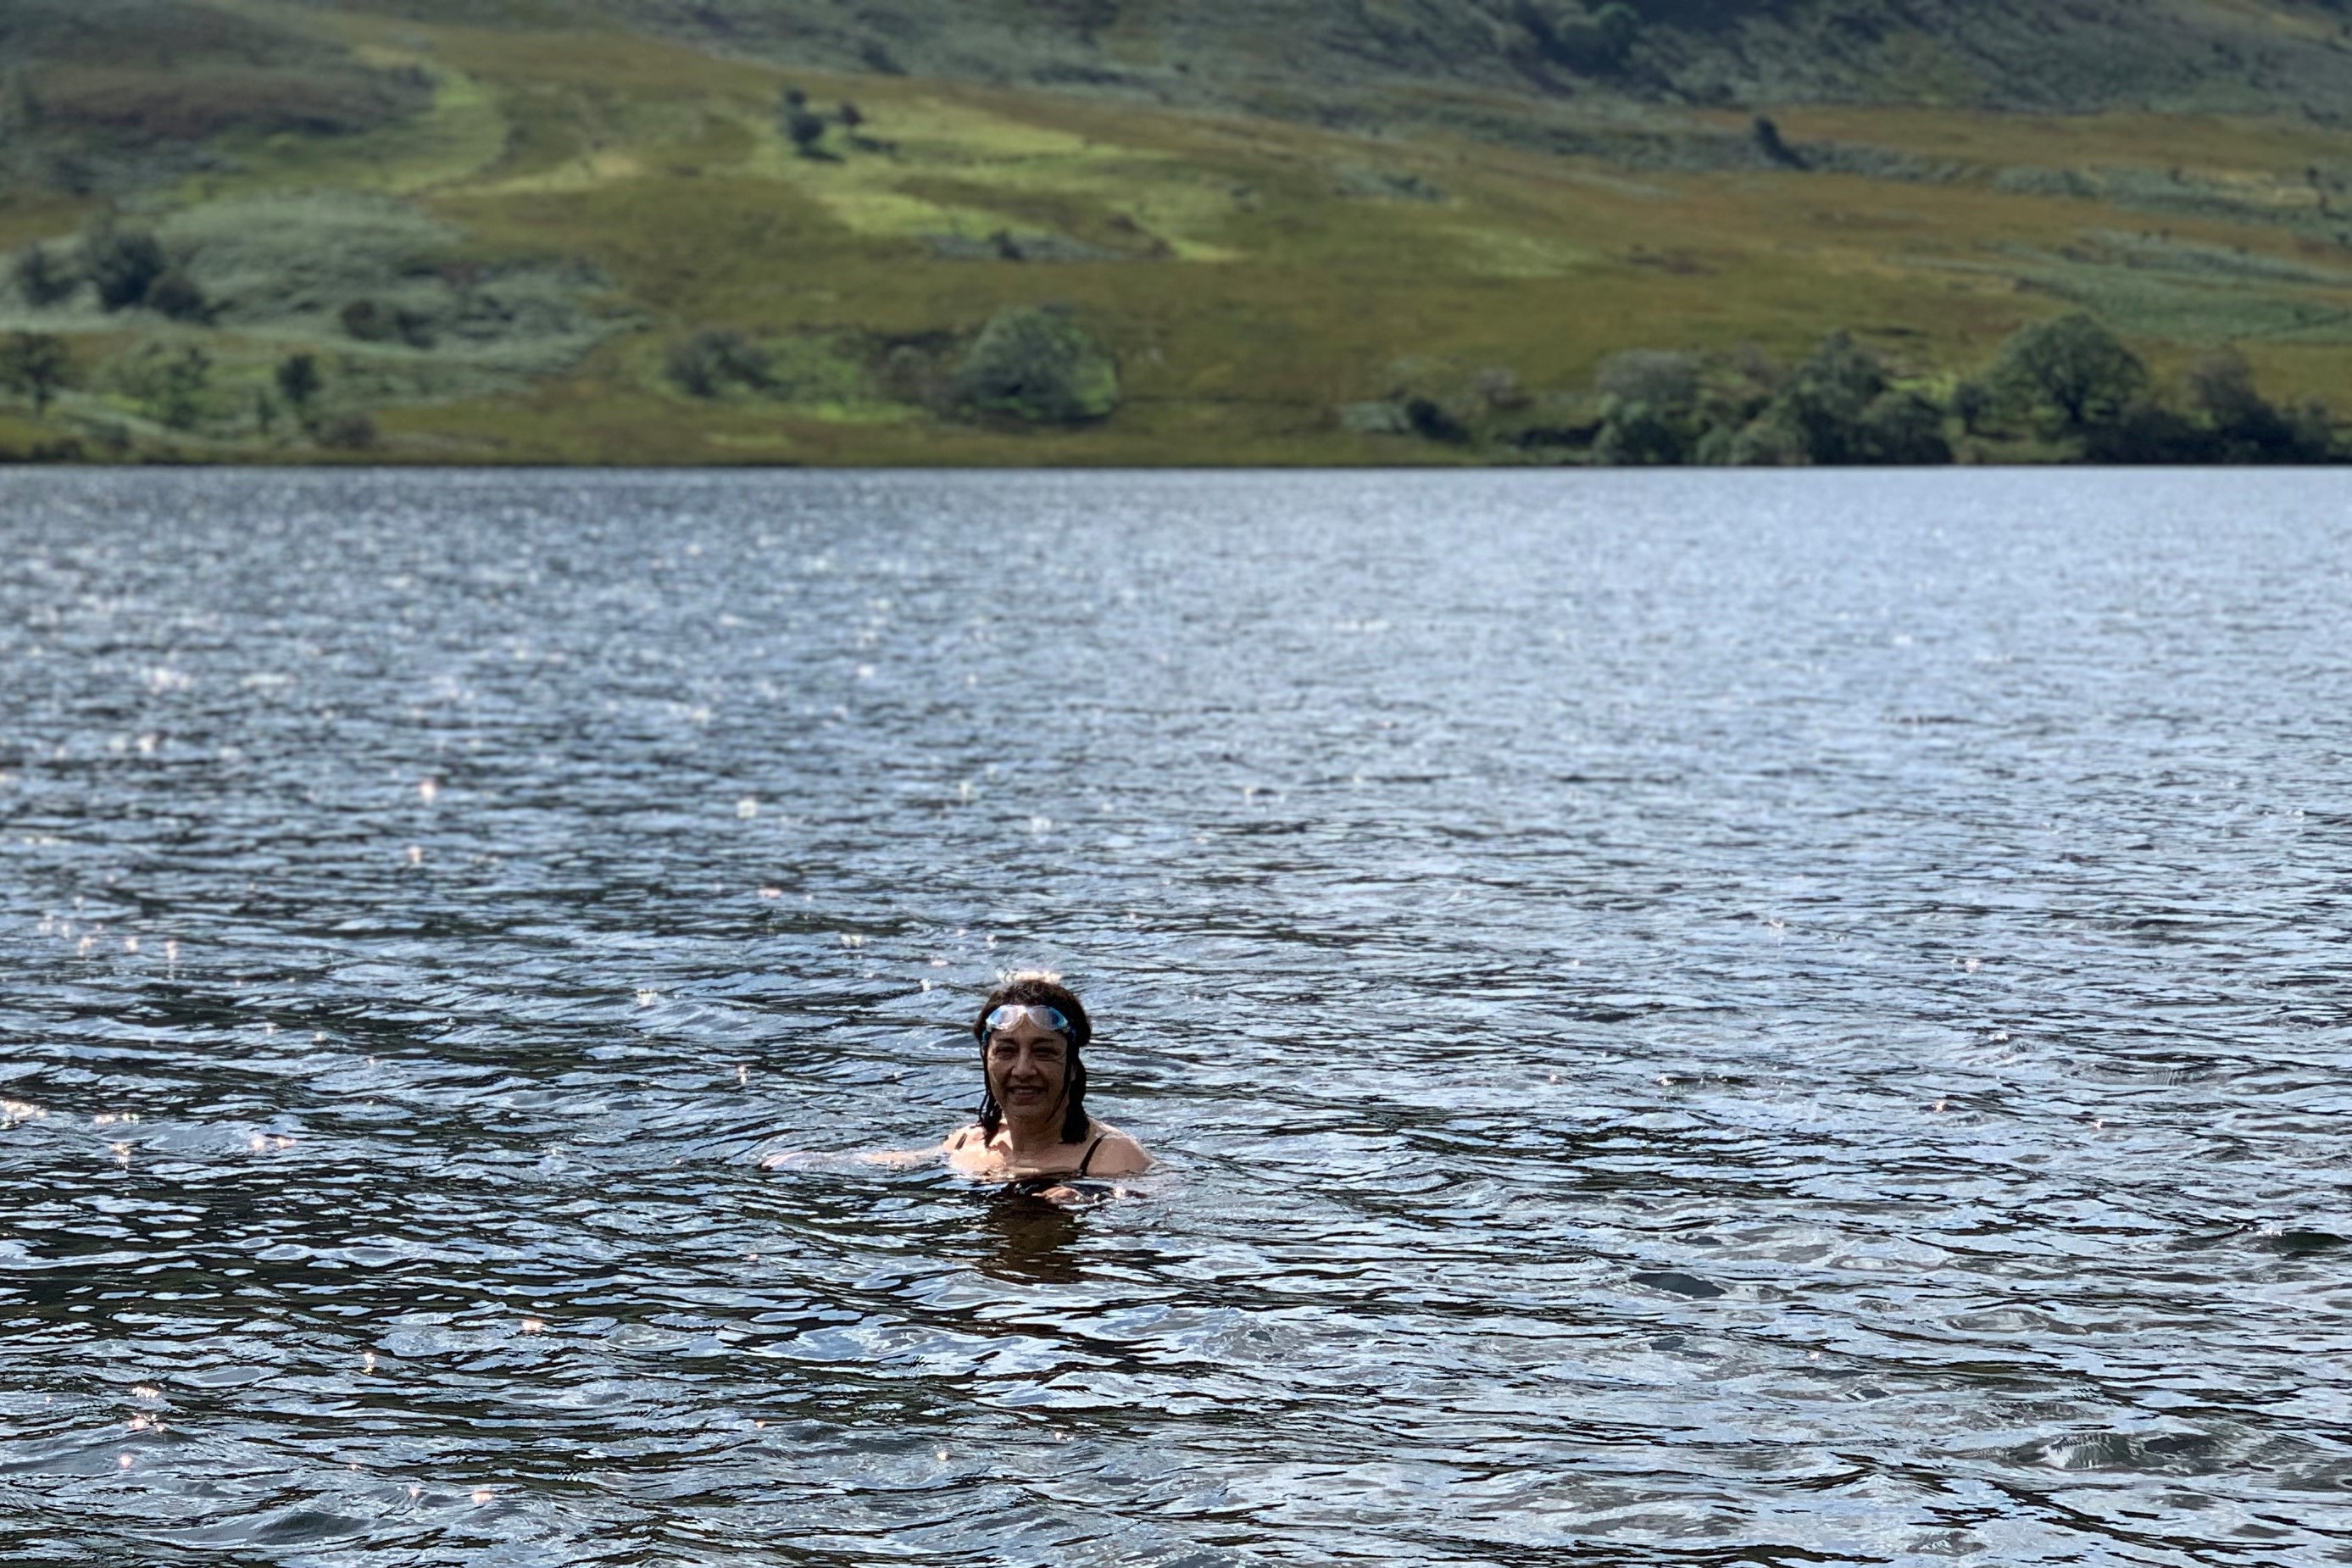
[765,972,1150,1194]
[944,973,1150,1192]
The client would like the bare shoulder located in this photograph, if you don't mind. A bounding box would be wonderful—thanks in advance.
[1085,1125,1153,1177]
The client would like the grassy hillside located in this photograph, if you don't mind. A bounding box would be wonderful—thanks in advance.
[1,0,2349,464]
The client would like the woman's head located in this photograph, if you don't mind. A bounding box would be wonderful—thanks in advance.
[972,972,1091,1143]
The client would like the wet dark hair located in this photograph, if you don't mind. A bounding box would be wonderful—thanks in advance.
[972,973,1091,1144]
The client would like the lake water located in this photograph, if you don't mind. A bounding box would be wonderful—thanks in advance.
[2,467,2347,1566]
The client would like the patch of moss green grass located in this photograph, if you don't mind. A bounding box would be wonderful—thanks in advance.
[0,193,100,255]
[195,55,509,198]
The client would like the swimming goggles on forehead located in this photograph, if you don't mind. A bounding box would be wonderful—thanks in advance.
[983,1004,1072,1037]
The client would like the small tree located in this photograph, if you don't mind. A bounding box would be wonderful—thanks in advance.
[1853,390,1953,465]
[1529,1,1638,71]
[1753,115,1805,169]
[787,108,829,158]
[1404,396,1468,443]
[2187,347,2333,463]
[950,306,1120,424]
[2082,400,2212,465]
[2186,346,2265,429]
[1950,379,1992,435]
[83,220,170,312]
[12,243,75,308]
[2286,399,2339,463]
[320,412,378,451]
[275,353,322,420]
[0,331,71,417]
[1991,313,2147,434]
[153,345,212,431]
[145,268,209,323]
[664,330,772,398]
[1782,331,1888,464]
[1592,348,1702,464]
[1720,409,1805,466]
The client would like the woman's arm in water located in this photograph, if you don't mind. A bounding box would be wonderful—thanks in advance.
[761,1127,970,1170]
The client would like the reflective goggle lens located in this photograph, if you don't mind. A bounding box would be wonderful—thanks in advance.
[984,1004,1070,1037]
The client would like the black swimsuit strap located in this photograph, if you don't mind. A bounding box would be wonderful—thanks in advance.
[1076,1133,1107,1176]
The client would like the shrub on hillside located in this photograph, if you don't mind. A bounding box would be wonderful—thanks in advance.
[1595,397,1697,464]
[319,412,379,451]
[340,297,435,348]
[11,242,75,308]
[1951,379,1992,434]
[1520,2,1638,72]
[1852,390,1953,464]
[665,330,773,398]
[2079,400,2214,464]
[82,220,168,311]
[148,345,212,431]
[275,353,322,420]
[1715,409,1805,466]
[1404,396,1469,442]
[145,268,209,323]
[1753,116,1806,169]
[1780,331,1887,463]
[786,108,829,158]
[1592,349,1701,464]
[950,306,1120,425]
[2186,347,2334,463]
[0,331,72,417]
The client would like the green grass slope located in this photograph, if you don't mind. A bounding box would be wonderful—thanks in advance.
[0,0,2347,464]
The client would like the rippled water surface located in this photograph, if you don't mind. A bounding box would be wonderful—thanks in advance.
[3,467,2349,1566]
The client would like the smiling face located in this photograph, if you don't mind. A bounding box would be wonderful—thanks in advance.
[984,1014,1070,1126]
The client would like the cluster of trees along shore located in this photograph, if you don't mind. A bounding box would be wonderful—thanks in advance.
[1371,314,2343,465]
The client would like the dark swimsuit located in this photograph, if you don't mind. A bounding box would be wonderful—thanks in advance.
[1004,1133,1109,1198]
